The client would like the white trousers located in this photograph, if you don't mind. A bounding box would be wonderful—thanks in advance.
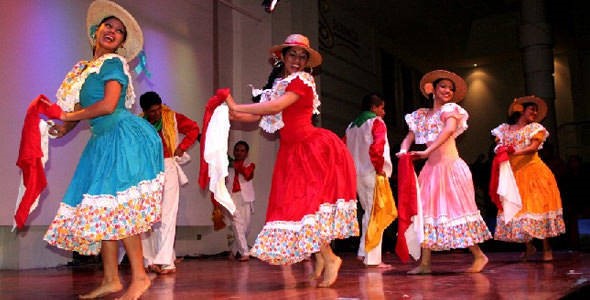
[224,192,252,256]
[357,174,384,266]
[141,158,180,268]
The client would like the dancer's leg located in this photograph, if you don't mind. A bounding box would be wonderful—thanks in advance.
[118,235,151,300]
[542,239,553,261]
[407,248,432,275]
[466,245,488,273]
[317,244,342,288]
[79,240,123,299]
[522,240,537,261]
[309,252,324,280]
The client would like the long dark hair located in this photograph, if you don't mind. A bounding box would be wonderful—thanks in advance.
[252,57,284,103]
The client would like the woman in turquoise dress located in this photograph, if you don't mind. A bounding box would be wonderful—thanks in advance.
[42,1,163,299]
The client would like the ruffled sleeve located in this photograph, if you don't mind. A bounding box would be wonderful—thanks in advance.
[97,56,135,109]
[284,72,320,114]
[285,76,308,96]
[441,102,469,138]
[526,122,549,149]
[55,54,135,111]
[99,58,128,87]
[491,123,508,141]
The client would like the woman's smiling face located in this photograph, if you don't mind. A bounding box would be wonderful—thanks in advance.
[434,79,456,104]
[95,17,127,54]
[283,47,309,75]
[521,103,539,124]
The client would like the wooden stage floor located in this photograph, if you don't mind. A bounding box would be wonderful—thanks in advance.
[1,251,589,299]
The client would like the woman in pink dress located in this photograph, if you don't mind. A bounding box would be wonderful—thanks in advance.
[225,34,358,288]
[397,70,491,274]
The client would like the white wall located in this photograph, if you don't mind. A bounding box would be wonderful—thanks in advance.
[1,0,317,270]
[1,0,216,228]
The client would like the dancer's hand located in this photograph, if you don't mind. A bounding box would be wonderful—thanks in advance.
[225,94,237,111]
[174,147,185,157]
[395,149,407,158]
[495,145,515,155]
[49,124,67,138]
[410,150,429,160]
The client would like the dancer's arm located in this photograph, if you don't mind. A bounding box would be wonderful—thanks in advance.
[50,104,81,138]
[411,117,457,159]
[61,81,121,121]
[226,92,299,116]
[396,131,415,157]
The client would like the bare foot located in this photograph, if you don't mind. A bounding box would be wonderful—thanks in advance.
[466,254,488,273]
[367,262,394,270]
[542,251,553,262]
[317,256,342,288]
[79,280,123,299]
[157,268,176,275]
[407,264,431,275]
[115,277,151,300]
[309,254,325,280]
[238,255,250,262]
[147,265,161,273]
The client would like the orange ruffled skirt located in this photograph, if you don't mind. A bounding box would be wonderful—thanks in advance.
[494,153,565,242]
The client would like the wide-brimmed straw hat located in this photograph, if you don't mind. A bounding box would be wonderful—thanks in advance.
[269,34,322,68]
[508,95,548,122]
[86,0,143,61]
[419,69,468,102]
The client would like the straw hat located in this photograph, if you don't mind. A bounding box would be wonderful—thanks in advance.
[269,34,323,68]
[508,95,548,122]
[419,69,467,102]
[86,0,143,61]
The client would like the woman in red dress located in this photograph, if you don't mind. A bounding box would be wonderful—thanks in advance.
[225,34,358,288]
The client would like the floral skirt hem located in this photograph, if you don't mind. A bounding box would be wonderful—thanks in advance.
[250,199,359,265]
[43,172,165,255]
[422,213,492,251]
[494,210,566,242]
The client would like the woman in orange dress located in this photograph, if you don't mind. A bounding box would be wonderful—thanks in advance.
[492,96,566,261]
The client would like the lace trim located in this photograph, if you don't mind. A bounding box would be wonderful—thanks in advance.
[422,211,487,227]
[499,208,563,222]
[407,103,469,144]
[58,172,165,214]
[250,198,359,265]
[491,122,549,150]
[494,210,566,242]
[422,218,492,250]
[43,172,165,255]
[56,54,135,112]
[252,87,284,133]
[253,72,320,134]
[282,72,320,114]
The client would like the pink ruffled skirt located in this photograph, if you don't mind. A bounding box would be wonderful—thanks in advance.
[418,157,491,250]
